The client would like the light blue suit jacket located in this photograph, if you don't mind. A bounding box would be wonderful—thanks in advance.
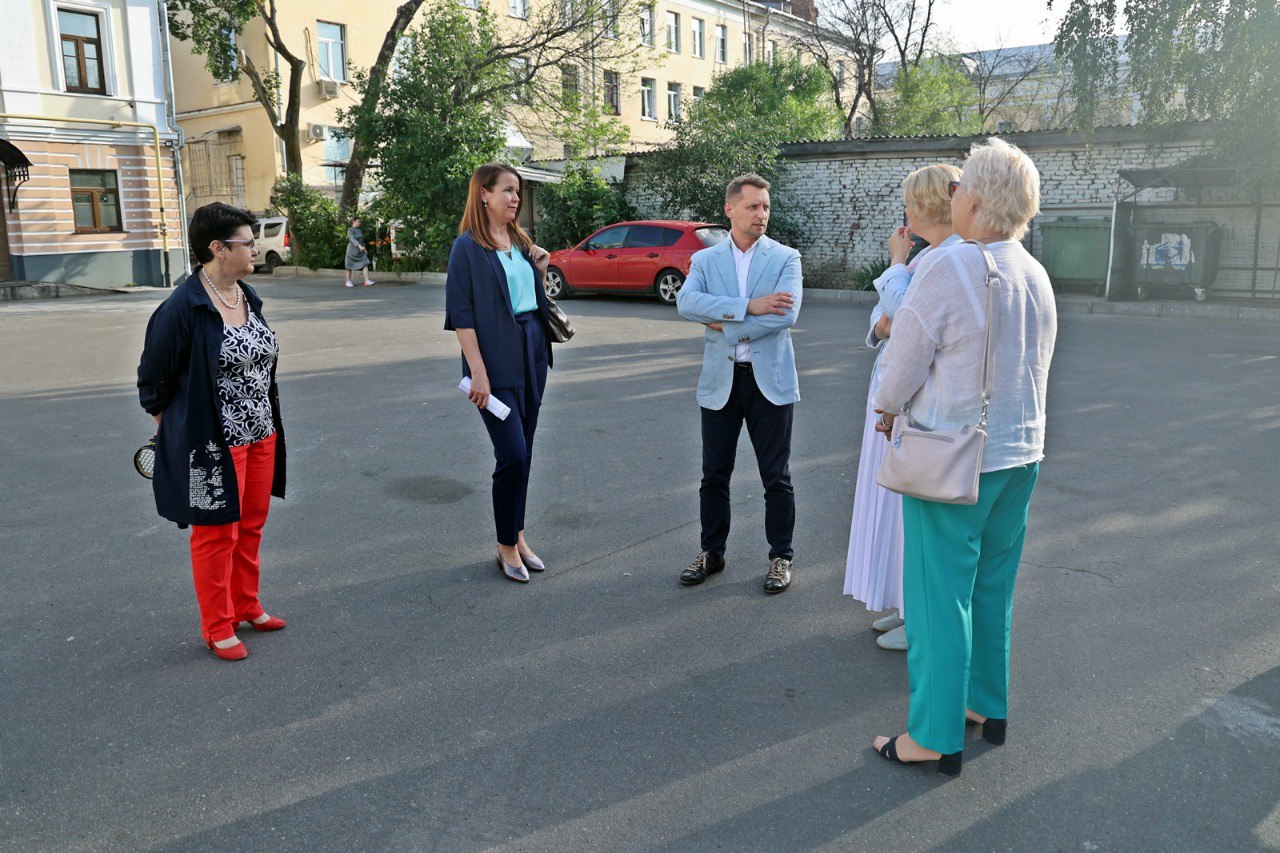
[676,233,803,409]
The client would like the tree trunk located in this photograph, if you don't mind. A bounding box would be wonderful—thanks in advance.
[338,0,429,217]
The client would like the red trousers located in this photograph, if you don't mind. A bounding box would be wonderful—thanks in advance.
[189,433,276,643]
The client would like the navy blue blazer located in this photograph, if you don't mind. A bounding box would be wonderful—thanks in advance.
[443,231,554,389]
[137,269,286,527]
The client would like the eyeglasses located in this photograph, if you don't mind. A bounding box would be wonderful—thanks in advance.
[220,239,257,250]
[948,181,962,198]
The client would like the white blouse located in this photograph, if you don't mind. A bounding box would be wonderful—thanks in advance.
[871,240,1058,473]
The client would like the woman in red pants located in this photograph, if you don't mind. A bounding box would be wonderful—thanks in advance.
[138,202,288,661]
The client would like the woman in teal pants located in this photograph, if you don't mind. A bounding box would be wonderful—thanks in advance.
[868,138,1058,776]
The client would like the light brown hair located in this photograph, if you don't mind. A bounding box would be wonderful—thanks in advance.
[459,163,533,254]
[725,173,771,204]
[902,163,962,226]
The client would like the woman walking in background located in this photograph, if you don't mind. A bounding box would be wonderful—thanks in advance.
[345,217,374,288]
[870,138,1057,775]
[844,164,962,652]
[444,164,555,584]
[138,202,289,662]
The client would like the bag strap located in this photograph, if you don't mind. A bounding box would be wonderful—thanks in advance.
[963,239,1000,430]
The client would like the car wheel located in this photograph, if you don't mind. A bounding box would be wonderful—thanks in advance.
[545,267,570,299]
[655,269,685,305]
[264,252,282,273]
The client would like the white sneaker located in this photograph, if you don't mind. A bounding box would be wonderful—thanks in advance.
[362,280,375,287]
[872,611,904,633]
[344,281,354,288]
[876,625,908,651]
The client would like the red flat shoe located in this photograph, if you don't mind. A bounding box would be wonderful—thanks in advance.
[249,615,287,632]
[206,639,248,661]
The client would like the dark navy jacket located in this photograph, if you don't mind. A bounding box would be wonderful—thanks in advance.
[137,269,286,527]
[443,231,554,388]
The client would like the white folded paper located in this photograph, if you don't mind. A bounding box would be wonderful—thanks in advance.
[458,377,511,420]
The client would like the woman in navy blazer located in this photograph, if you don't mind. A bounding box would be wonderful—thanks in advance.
[445,163,555,583]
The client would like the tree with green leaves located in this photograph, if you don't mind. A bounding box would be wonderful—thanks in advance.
[872,56,982,136]
[637,59,841,245]
[536,162,636,251]
[167,0,306,176]
[339,5,510,267]
[1053,0,1280,187]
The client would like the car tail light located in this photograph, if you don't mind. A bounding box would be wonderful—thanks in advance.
[284,232,290,248]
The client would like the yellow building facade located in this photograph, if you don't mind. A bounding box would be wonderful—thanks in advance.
[0,0,184,286]
[171,0,835,215]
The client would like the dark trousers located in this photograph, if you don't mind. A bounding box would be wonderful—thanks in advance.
[479,313,548,546]
[700,364,795,561]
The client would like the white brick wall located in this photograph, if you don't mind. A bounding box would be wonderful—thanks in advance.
[623,126,1280,299]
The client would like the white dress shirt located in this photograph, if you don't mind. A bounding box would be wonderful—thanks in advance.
[731,240,757,362]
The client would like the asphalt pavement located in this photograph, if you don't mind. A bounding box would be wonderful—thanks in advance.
[1,276,1278,851]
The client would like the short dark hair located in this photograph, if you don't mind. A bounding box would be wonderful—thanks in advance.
[189,202,258,264]
[726,173,770,204]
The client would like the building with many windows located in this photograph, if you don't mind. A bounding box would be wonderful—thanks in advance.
[0,0,184,287]
[168,0,844,217]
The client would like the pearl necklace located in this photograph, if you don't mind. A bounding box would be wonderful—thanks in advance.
[201,267,242,310]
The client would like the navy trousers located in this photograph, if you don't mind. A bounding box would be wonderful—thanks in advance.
[479,312,548,546]
[700,364,795,561]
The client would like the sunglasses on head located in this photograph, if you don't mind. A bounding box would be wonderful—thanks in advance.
[948,181,962,198]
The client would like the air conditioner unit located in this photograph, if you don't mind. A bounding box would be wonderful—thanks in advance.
[305,123,329,142]
[317,79,341,100]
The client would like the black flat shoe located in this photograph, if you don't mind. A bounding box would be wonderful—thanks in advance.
[966,715,1007,745]
[763,557,792,594]
[876,735,963,777]
[679,551,725,585]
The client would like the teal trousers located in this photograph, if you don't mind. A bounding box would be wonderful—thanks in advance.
[901,462,1039,755]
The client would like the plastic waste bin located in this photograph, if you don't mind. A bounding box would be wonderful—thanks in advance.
[1040,217,1112,294]
[1131,221,1222,301]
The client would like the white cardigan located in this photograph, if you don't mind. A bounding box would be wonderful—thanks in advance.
[871,240,1058,473]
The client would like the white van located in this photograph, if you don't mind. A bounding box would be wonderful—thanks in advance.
[252,216,292,273]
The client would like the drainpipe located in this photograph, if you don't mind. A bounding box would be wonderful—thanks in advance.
[0,113,175,287]
[156,0,190,277]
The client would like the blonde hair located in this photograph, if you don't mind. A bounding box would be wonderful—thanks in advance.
[902,163,963,226]
[962,138,1041,240]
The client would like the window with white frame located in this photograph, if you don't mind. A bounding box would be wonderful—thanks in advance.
[715,24,727,63]
[323,129,350,183]
[510,57,531,102]
[640,77,655,119]
[766,39,776,63]
[667,82,681,120]
[603,70,621,114]
[691,18,704,58]
[215,28,238,83]
[509,0,529,18]
[639,6,654,46]
[743,31,754,64]
[836,60,846,89]
[316,21,346,81]
[692,85,705,100]
[665,12,680,52]
[460,0,480,8]
[600,0,618,37]
[57,8,107,94]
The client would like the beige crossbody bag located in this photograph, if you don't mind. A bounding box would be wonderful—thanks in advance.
[874,240,999,505]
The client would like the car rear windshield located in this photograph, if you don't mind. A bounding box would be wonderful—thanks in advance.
[695,227,729,247]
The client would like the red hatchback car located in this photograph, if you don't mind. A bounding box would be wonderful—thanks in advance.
[544,220,729,305]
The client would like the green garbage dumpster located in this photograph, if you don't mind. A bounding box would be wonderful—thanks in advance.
[1040,217,1112,294]
[1132,221,1222,301]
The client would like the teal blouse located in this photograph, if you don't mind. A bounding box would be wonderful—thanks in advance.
[497,246,538,315]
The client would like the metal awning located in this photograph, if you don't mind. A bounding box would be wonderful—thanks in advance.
[0,138,32,212]
[1119,166,1240,189]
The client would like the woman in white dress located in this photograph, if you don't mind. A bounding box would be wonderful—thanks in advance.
[844,164,962,651]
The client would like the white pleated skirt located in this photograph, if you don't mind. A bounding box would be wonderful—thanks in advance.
[843,387,905,613]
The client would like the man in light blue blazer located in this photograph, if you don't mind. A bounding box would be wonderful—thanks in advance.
[675,173,802,594]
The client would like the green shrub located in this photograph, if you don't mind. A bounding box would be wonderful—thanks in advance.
[536,162,636,251]
[850,256,891,291]
[270,176,347,270]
